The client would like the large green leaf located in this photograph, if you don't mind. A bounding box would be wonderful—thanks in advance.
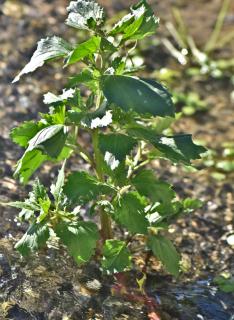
[64,171,114,205]
[102,239,131,273]
[132,170,175,205]
[14,150,47,184]
[10,121,42,147]
[66,36,101,66]
[101,75,174,117]
[55,221,99,265]
[13,36,72,82]
[127,126,206,165]
[15,222,50,256]
[109,0,159,41]
[66,0,105,30]
[148,235,180,277]
[27,125,67,158]
[99,133,136,170]
[114,192,148,234]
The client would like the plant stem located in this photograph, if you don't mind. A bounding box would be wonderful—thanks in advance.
[92,88,113,240]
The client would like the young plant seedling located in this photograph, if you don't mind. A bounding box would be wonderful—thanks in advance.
[7,0,206,276]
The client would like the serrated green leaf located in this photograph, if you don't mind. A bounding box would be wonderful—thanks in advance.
[109,0,159,41]
[42,105,66,125]
[127,126,206,165]
[66,36,101,66]
[5,201,39,212]
[99,133,136,170]
[14,150,48,184]
[102,239,131,273]
[114,192,148,234]
[64,171,114,205]
[50,162,66,203]
[101,75,174,117]
[10,121,42,148]
[13,36,72,82]
[55,221,99,265]
[28,125,67,158]
[148,235,180,277]
[132,170,175,205]
[66,0,105,30]
[15,222,49,256]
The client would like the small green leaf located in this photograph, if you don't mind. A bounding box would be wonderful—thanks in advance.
[132,170,175,205]
[101,75,174,117]
[114,192,148,234]
[99,133,136,170]
[51,161,66,203]
[102,239,131,273]
[66,0,105,30]
[28,125,67,158]
[15,222,49,256]
[214,274,234,293]
[128,127,206,164]
[42,105,66,125]
[68,68,96,88]
[13,36,72,82]
[109,0,159,41]
[148,235,180,277]
[10,121,42,148]
[5,201,39,212]
[66,36,101,66]
[64,171,114,205]
[183,198,203,211]
[14,150,47,184]
[55,221,99,265]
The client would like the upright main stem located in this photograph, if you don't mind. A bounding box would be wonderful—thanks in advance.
[92,91,113,241]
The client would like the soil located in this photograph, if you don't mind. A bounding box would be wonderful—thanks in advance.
[0,0,233,319]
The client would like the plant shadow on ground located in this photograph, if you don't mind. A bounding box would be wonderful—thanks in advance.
[0,0,233,319]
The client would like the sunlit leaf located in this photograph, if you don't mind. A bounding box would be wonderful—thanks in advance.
[27,125,68,158]
[99,133,136,170]
[66,0,105,30]
[66,36,101,66]
[148,235,180,277]
[114,192,148,234]
[13,36,72,82]
[109,0,159,41]
[55,221,99,265]
[127,126,206,164]
[102,239,131,273]
[15,221,49,256]
[10,121,42,148]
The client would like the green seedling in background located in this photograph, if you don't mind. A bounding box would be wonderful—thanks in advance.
[162,0,234,80]
[4,0,206,276]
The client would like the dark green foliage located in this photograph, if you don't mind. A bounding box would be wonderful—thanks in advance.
[5,0,206,276]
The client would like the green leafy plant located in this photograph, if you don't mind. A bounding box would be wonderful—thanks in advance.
[6,0,206,276]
